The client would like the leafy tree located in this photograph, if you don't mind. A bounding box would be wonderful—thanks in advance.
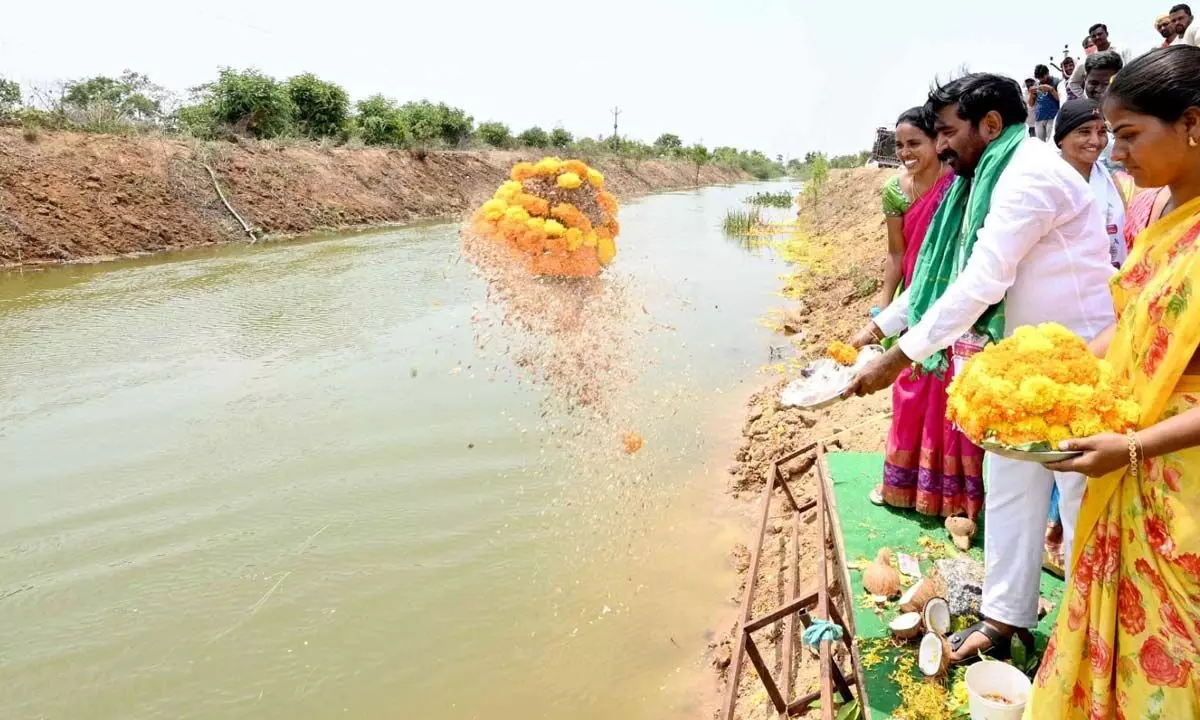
[396,100,473,147]
[549,127,573,148]
[356,95,405,146]
[0,77,20,120]
[518,126,550,148]
[653,133,683,154]
[286,73,349,138]
[208,68,295,138]
[687,143,710,184]
[477,121,512,148]
[61,71,170,124]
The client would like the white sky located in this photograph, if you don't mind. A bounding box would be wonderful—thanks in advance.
[0,1,1162,158]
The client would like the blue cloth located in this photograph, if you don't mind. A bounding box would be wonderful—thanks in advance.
[802,619,844,648]
[1035,79,1061,121]
[1048,484,1061,525]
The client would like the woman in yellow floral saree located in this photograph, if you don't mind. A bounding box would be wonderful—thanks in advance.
[1029,46,1200,719]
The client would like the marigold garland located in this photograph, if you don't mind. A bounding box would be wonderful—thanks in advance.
[946,323,1140,447]
[471,157,619,277]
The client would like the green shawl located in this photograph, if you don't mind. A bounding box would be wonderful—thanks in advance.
[906,124,1026,374]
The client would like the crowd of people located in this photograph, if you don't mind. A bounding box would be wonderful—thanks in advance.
[841,11,1200,716]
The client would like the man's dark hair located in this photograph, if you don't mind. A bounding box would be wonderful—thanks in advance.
[896,106,936,138]
[1034,64,1050,78]
[1085,50,1125,75]
[1089,23,1108,34]
[1083,36,1093,47]
[1109,46,1200,123]
[927,73,1029,128]
[1171,4,1192,15]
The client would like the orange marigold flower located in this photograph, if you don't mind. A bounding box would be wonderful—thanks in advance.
[510,163,537,182]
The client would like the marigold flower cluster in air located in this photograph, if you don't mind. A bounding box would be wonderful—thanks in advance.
[827,341,859,366]
[471,157,620,277]
[946,323,1140,447]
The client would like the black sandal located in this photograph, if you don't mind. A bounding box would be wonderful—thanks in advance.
[947,622,1036,665]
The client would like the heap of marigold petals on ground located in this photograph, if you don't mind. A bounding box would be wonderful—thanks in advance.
[947,322,1140,447]
[471,157,620,277]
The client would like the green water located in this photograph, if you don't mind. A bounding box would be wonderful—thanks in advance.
[0,182,797,719]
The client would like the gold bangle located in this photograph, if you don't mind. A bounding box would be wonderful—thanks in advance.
[1127,430,1142,479]
[870,324,884,341]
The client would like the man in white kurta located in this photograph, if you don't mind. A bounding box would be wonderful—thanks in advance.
[848,74,1115,661]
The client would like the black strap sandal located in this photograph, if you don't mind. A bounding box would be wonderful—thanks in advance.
[947,622,1037,665]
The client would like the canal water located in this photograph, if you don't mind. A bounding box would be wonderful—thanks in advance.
[0,181,797,719]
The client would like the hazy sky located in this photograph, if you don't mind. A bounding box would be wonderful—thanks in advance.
[1,1,1162,158]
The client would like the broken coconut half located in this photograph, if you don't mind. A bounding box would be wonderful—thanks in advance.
[923,597,951,636]
[918,632,952,677]
[888,612,923,642]
[898,575,942,614]
[945,516,977,551]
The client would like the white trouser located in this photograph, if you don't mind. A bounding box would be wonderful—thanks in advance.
[980,453,1086,628]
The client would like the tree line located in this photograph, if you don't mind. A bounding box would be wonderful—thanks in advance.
[0,68,788,179]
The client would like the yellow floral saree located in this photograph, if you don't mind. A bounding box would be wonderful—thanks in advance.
[1028,196,1200,718]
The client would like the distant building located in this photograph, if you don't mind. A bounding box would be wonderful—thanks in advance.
[869,127,900,168]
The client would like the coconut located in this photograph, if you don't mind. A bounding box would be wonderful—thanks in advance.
[888,612,923,642]
[918,632,952,677]
[923,597,952,636]
[946,516,977,551]
[863,547,902,599]
[898,575,942,614]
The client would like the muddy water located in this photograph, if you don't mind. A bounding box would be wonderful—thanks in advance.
[0,182,797,720]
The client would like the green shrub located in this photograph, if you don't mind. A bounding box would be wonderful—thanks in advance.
[286,73,349,138]
[0,77,21,120]
[550,127,573,148]
[477,121,511,148]
[174,102,218,138]
[517,126,550,148]
[397,100,473,148]
[653,133,682,155]
[355,95,405,146]
[208,68,295,139]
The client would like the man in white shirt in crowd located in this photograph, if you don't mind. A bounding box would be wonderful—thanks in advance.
[1069,23,1129,91]
[1171,3,1199,46]
[844,73,1115,663]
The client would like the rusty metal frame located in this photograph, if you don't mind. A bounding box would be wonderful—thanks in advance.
[721,442,870,720]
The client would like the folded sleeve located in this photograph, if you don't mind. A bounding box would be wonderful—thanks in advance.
[873,288,911,337]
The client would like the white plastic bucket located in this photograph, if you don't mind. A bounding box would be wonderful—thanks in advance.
[965,661,1031,720]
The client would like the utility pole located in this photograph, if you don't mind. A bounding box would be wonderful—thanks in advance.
[610,107,622,150]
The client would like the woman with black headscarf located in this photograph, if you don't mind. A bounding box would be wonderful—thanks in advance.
[1055,97,1128,269]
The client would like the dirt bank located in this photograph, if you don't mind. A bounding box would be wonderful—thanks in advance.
[0,129,749,267]
[710,168,898,718]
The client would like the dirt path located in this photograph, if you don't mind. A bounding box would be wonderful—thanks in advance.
[0,129,748,267]
[708,168,899,719]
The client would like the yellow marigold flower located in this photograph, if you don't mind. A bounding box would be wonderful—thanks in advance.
[565,227,584,251]
[583,231,599,248]
[485,210,504,221]
[510,163,537,182]
[947,322,1139,446]
[563,159,589,178]
[587,168,605,187]
[496,181,523,199]
[597,235,617,265]
[481,198,508,215]
[557,172,583,189]
[526,217,545,231]
[543,219,566,237]
[505,206,530,223]
[534,157,563,176]
[827,341,859,366]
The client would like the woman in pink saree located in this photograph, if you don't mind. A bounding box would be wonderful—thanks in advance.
[870,107,985,523]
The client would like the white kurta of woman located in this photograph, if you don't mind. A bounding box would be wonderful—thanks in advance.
[874,136,1115,629]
